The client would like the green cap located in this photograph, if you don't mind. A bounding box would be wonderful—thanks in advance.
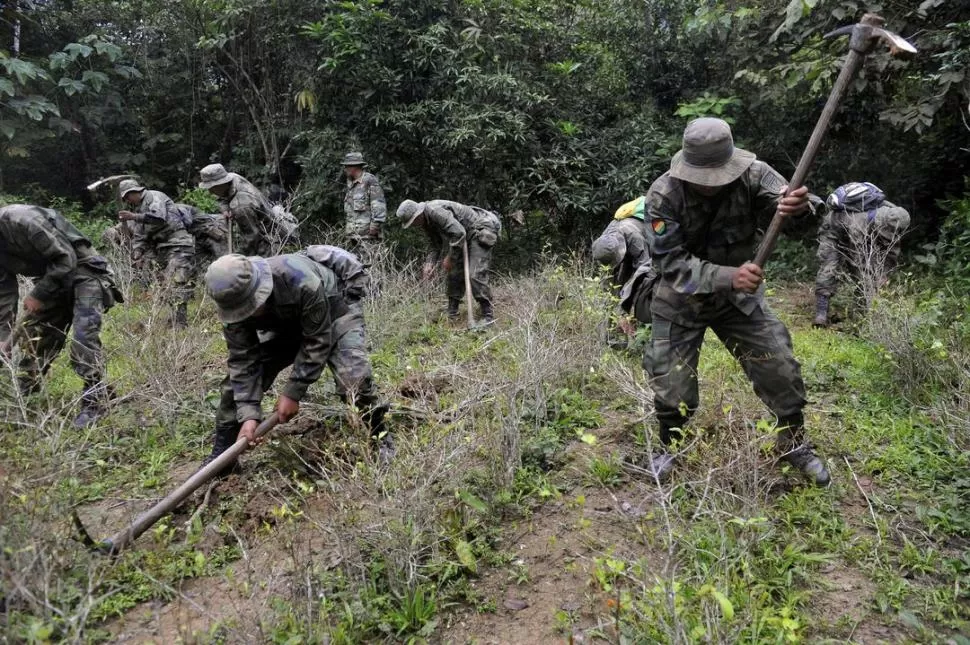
[341,152,367,166]
[591,233,625,266]
[669,118,756,187]
[204,254,274,324]
[118,179,145,199]
[396,199,426,228]
[199,163,234,190]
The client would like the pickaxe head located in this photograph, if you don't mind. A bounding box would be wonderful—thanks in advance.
[824,13,917,57]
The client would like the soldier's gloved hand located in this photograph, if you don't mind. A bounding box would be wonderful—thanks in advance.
[778,185,809,217]
[240,419,261,448]
[441,255,454,272]
[422,262,436,281]
[275,395,300,423]
[732,262,764,294]
[22,295,44,315]
[367,223,381,239]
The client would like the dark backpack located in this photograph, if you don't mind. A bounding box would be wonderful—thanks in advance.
[827,182,885,218]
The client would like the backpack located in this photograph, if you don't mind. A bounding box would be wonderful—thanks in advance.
[269,205,301,246]
[174,203,197,229]
[827,182,885,219]
[614,196,645,221]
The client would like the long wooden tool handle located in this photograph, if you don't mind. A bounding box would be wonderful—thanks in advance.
[753,48,866,268]
[462,237,477,328]
[102,413,281,554]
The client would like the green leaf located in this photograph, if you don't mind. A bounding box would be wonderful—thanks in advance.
[0,78,14,96]
[454,539,477,573]
[0,122,16,140]
[457,490,488,513]
[58,77,86,96]
[82,70,110,92]
[64,43,94,60]
[710,589,734,620]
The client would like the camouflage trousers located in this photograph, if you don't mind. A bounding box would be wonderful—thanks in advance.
[214,311,379,433]
[446,238,494,306]
[19,269,111,391]
[815,209,909,297]
[157,245,195,305]
[644,300,807,445]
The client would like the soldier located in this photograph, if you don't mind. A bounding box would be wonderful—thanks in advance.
[0,204,123,427]
[118,180,195,328]
[641,117,829,486]
[201,251,391,472]
[813,182,910,327]
[592,213,652,346]
[396,199,501,323]
[342,152,386,253]
[175,203,229,270]
[199,164,277,257]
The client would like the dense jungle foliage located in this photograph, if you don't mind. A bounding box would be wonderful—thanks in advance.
[1,0,968,253]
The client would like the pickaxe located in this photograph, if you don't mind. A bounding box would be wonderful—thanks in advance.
[753,13,917,268]
[74,414,280,556]
[85,174,136,192]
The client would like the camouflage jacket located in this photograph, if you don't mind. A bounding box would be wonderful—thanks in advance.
[223,254,345,423]
[420,200,501,265]
[0,205,97,340]
[598,217,650,286]
[644,161,788,325]
[344,172,387,236]
[131,190,194,257]
[220,174,276,256]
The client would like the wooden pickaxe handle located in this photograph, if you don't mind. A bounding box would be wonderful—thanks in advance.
[462,237,477,329]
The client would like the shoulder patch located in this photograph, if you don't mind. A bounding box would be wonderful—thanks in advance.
[651,219,667,236]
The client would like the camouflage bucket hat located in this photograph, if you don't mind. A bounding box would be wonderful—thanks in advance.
[118,179,145,199]
[591,233,626,266]
[204,254,274,324]
[397,199,426,228]
[341,151,367,166]
[199,163,234,190]
[669,118,756,187]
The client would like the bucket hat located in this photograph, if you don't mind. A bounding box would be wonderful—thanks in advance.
[396,199,427,228]
[341,152,367,166]
[199,163,234,190]
[118,179,145,199]
[669,118,756,187]
[204,254,274,324]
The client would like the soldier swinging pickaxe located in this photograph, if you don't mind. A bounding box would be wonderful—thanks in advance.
[754,13,917,268]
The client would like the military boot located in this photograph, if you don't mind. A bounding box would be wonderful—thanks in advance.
[813,294,830,328]
[172,302,189,329]
[776,415,830,487]
[365,402,394,465]
[447,299,461,321]
[201,424,242,477]
[74,382,110,429]
[478,300,495,325]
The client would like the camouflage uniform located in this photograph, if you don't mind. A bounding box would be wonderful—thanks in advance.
[592,217,650,287]
[643,162,808,445]
[414,200,502,317]
[206,253,384,463]
[176,203,229,269]
[815,201,910,298]
[130,190,196,310]
[0,205,121,420]
[220,174,278,257]
[344,172,387,239]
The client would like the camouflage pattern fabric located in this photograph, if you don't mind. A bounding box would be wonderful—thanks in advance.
[344,171,387,238]
[178,205,229,269]
[642,161,809,441]
[219,174,278,257]
[815,201,910,297]
[419,200,501,305]
[0,204,120,389]
[215,254,379,432]
[593,217,650,287]
[131,190,196,305]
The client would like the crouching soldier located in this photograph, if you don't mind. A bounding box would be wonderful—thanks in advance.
[201,250,391,472]
[118,180,195,327]
[0,204,123,427]
[592,210,652,346]
[175,203,229,270]
[396,199,501,324]
[813,181,910,327]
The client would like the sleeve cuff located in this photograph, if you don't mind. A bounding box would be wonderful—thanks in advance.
[282,380,308,402]
[236,403,263,423]
[715,266,735,292]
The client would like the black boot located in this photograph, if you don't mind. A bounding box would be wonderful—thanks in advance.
[447,299,461,321]
[201,424,242,476]
[173,302,189,329]
[74,382,110,428]
[813,294,830,328]
[776,414,830,487]
[365,402,394,465]
[478,299,495,325]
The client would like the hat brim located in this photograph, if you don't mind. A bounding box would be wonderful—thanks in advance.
[669,148,756,187]
[216,257,274,324]
[340,161,367,166]
[401,203,427,229]
[199,176,233,190]
[121,186,145,198]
